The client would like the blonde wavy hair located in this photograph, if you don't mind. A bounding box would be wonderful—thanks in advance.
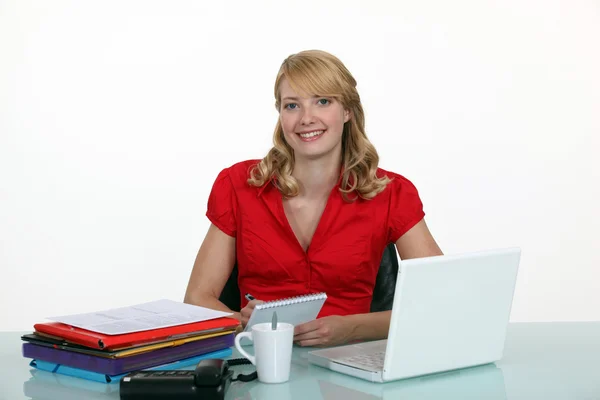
[248,49,390,201]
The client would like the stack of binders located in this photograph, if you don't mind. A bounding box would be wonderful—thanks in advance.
[21,301,240,384]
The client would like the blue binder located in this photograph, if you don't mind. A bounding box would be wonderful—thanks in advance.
[29,347,232,384]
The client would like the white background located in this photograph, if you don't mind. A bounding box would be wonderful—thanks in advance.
[1,0,598,331]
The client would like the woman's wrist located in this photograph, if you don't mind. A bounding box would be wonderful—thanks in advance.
[346,314,368,342]
[345,311,391,342]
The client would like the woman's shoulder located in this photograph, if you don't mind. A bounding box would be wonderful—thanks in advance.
[376,166,419,190]
[221,159,261,175]
[214,159,261,187]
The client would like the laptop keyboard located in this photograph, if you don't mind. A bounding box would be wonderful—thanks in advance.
[338,350,385,371]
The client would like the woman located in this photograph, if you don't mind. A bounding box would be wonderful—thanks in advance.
[184,49,442,347]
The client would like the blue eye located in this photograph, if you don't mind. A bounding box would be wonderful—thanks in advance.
[284,103,297,110]
[318,98,330,105]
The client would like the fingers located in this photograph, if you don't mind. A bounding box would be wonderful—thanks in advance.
[294,331,324,346]
[240,299,264,328]
[296,338,326,347]
[294,330,321,343]
[294,320,319,336]
[245,299,264,310]
[294,320,328,346]
[240,300,262,316]
[295,327,330,347]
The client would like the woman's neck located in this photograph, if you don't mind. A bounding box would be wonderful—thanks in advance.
[292,153,342,199]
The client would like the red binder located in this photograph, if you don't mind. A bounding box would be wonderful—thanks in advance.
[34,317,240,350]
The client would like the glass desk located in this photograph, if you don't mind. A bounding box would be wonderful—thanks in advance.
[1,322,599,400]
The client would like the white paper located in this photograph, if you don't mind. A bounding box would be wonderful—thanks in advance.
[47,299,233,335]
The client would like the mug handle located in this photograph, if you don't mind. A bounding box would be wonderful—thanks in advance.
[234,332,256,365]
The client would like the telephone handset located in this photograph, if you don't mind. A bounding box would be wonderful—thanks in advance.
[119,358,255,400]
[194,358,230,386]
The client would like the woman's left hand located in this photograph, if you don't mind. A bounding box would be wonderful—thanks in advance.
[293,315,355,347]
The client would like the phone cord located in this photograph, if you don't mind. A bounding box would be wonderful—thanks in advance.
[227,357,257,382]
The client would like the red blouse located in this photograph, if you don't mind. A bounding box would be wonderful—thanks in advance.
[206,160,425,317]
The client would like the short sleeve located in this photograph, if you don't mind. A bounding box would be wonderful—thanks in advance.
[386,175,426,243]
[206,168,238,237]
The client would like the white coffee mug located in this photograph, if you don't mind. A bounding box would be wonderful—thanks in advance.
[234,322,294,383]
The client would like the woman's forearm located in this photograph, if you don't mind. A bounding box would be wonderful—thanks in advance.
[347,311,391,342]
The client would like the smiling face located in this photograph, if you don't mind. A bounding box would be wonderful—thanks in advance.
[278,78,350,161]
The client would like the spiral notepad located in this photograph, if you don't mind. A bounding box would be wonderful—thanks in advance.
[244,293,327,331]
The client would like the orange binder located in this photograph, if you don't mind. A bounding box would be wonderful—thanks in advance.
[34,317,240,350]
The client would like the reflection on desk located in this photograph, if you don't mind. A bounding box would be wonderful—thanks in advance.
[316,363,506,400]
[23,369,120,400]
[225,348,506,400]
[227,362,506,400]
[5,323,600,400]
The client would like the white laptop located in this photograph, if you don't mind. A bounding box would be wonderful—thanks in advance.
[308,247,521,383]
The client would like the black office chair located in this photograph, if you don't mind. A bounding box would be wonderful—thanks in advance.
[219,243,399,313]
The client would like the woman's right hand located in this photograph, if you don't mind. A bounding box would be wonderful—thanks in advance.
[240,299,264,328]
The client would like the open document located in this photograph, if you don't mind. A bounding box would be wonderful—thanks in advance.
[46,299,233,335]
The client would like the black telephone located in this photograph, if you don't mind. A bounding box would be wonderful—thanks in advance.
[119,358,255,400]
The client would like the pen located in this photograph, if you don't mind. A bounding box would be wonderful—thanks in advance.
[245,293,255,301]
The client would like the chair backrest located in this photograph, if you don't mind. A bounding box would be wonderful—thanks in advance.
[219,243,399,313]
